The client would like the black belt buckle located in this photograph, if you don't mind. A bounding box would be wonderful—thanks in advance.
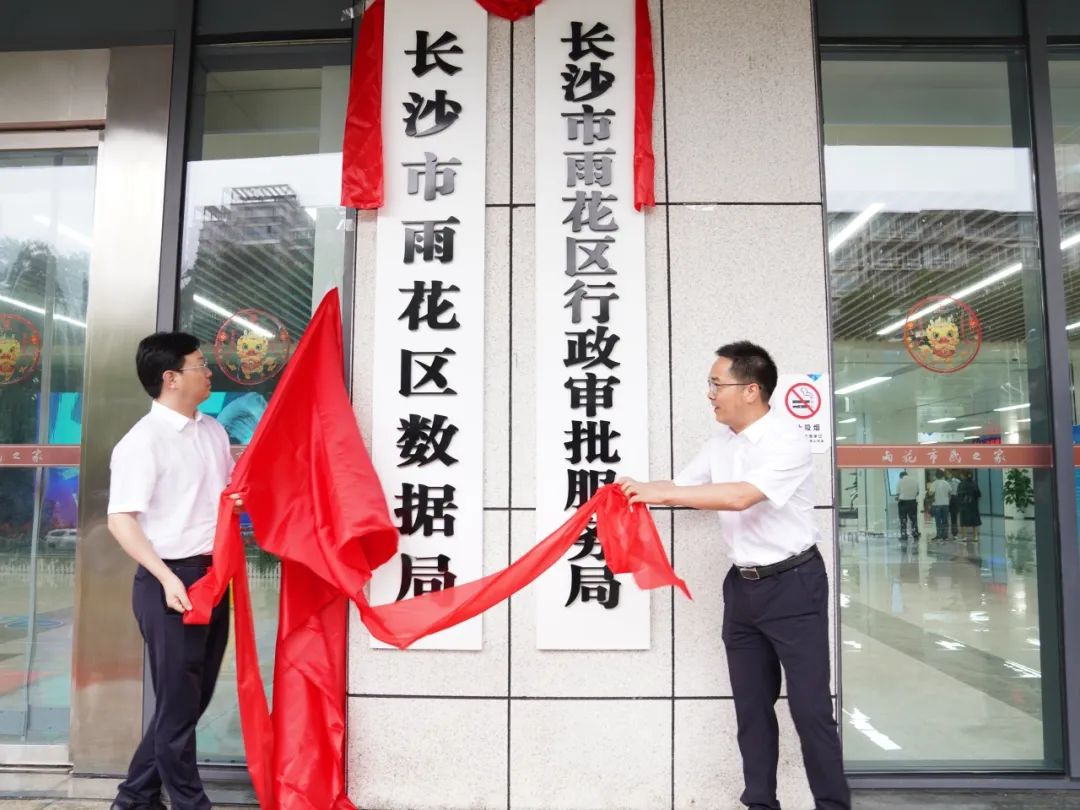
[738,566,761,581]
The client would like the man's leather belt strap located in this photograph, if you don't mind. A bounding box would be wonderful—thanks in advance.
[736,545,820,581]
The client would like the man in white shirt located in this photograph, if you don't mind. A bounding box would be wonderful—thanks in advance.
[896,471,920,546]
[930,471,952,541]
[107,332,240,810]
[619,342,849,810]
[947,470,961,538]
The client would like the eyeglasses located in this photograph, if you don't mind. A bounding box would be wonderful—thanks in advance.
[175,361,209,373]
[707,380,753,396]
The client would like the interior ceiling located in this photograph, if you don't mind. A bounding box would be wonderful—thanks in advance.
[823,56,1080,347]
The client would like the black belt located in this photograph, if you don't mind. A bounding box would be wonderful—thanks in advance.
[736,546,819,581]
[162,554,214,566]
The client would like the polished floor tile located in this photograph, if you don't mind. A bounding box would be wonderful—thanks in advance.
[852,790,1080,809]
[0,773,255,806]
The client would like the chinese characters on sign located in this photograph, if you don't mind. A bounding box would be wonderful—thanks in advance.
[369,0,488,650]
[535,0,651,650]
[835,444,1053,469]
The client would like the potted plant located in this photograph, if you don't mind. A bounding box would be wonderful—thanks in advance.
[1003,468,1035,519]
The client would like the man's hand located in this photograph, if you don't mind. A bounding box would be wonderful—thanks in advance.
[617,477,672,506]
[160,571,192,613]
[229,493,244,515]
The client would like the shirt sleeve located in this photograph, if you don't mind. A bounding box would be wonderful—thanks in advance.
[673,440,713,486]
[743,435,812,508]
[107,434,157,514]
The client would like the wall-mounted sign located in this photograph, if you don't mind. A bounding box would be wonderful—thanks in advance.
[368,0,488,650]
[533,0,651,650]
[772,373,831,454]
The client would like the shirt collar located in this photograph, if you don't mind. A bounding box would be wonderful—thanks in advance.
[729,408,773,445]
[150,400,203,431]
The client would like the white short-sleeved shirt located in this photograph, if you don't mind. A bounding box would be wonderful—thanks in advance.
[897,475,920,501]
[673,408,818,567]
[931,478,952,507]
[107,401,235,559]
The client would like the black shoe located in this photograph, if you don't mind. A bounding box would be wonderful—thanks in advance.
[111,799,166,810]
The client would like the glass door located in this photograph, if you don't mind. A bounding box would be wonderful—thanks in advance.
[0,142,96,762]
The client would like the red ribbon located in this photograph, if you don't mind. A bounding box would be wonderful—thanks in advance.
[340,0,657,210]
[185,290,687,809]
[340,0,385,209]
[633,0,655,210]
[474,0,543,20]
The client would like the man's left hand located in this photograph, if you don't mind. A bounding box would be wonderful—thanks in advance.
[229,493,244,515]
[617,477,670,506]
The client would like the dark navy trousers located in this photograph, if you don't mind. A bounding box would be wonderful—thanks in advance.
[114,558,229,810]
[722,551,850,810]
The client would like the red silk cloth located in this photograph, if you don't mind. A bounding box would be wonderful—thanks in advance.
[185,289,688,809]
[340,0,657,210]
[340,0,385,210]
[475,0,543,20]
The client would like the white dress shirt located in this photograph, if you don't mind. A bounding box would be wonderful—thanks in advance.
[897,475,920,501]
[108,401,235,559]
[931,478,952,507]
[673,408,818,567]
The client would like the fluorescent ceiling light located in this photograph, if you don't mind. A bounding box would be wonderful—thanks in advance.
[994,402,1029,412]
[1068,320,1080,332]
[32,214,93,249]
[835,436,849,441]
[193,294,273,338]
[838,417,856,424]
[927,417,956,424]
[876,262,1023,336]
[828,203,885,253]
[834,376,891,396]
[1062,232,1080,251]
[1018,418,1031,423]
[957,425,982,431]
[0,293,85,329]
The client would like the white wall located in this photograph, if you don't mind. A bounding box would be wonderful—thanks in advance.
[348,2,831,807]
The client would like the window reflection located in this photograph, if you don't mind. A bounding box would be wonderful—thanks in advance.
[182,44,351,764]
[822,51,1062,770]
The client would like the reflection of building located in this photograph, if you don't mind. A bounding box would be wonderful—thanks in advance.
[184,184,315,354]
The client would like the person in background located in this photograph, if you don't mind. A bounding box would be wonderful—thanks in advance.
[896,470,920,549]
[958,470,982,544]
[930,470,952,541]
[947,470,961,539]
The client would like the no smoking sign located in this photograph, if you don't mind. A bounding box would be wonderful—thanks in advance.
[785,382,821,420]
[771,373,831,454]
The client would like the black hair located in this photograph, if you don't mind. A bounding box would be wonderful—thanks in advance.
[715,341,779,400]
[136,332,200,398]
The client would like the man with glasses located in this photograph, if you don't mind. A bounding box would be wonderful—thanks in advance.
[619,341,849,810]
[106,332,241,810]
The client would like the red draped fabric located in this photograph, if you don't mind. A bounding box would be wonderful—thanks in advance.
[340,0,385,209]
[474,0,543,20]
[186,289,687,809]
